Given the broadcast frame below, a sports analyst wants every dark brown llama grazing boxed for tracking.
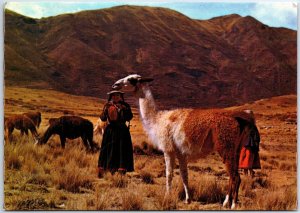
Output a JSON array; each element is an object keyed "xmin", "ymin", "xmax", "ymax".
[
  {"xmin": 38, "ymin": 116, "xmax": 98, "ymax": 152},
  {"xmin": 4, "ymin": 114, "xmax": 39, "ymax": 143},
  {"xmin": 23, "ymin": 111, "xmax": 42, "ymax": 128}
]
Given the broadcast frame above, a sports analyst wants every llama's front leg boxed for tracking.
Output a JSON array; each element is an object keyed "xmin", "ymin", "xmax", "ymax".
[
  {"xmin": 231, "ymin": 172, "xmax": 241, "ymax": 209},
  {"xmin": 60, "ymin": 136, "xmax": 66, "ymax": 148},
  {"xmin": 178, "ymin": 154, "xmax": 191, "ymax": 204},
  {"xmin": 164, "ymin": 152, "xmax": 175, "ymax": 194},
  {"xmin": 20, "ymin": 129, "xmax": 25, "ymax": 137}
]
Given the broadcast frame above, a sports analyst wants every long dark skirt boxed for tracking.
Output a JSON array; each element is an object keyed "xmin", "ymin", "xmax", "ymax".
[{"xmin": 98, "ymin": 123, "xmax": 134, "ymax": 172}]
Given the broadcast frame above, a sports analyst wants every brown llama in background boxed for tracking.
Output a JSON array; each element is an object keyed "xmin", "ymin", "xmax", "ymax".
[
  {"xmin": 4, "ymin": 114, "xmax": 39, "ymax": 143},
  {"xmin": 38, "ymin": 115, "xmax": 98, "ymax": 152}
]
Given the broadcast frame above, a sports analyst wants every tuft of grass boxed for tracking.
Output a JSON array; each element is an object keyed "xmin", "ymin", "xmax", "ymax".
[
  {"xmin": 53, "ymin": 159, "xmax": 94, "ymax": 193},
  {"xmin": 240, "ymin": 176, "xmax": 256, "ymax": 198},
  {"xmin": 110, "ymin": 173, "xmax": 128, "ymax": 188},
  {"xmin": 121, "ymin": 191, "xmax": 144, "ymax": 210},
  {"xmin": 251, "ymin": 177, "xmax": 271, "ymax": 189},
  {"xmin": 94, "ymin": 193, "xmax": 109, "ymax": 210},
  {"xmin": 140, "ymin": 171, "xmax": 154, "ymax": 184},
  {"xmin": 191, "ymin": 176, "xmax": 225, "ymax": 204},
  {"xmin": 155, "ymin": 192, "xmax": 178, "ymax": 210},
  {"xmin": 268, "ymin": 159, "xmax": 279, "ymax": 168},
  {"xmin": 156, "ymin": 192, "xmax": 178, "ymax": 210},
  {"xmin": 5, "ymin": 152, "xmax": 22, "ymax": 170},
  {"xmin": 254, "ymin": 186, "xmax": 297, "ymax": 210},
  {"xmin": 26, "ymin": 174, "xmax": 51, "ymax": 186},
  {"xmin": 16, "ymin": 198, "xmax": 49, "ymax": 210},
  {"xmin": 279, "ymin": 161, "xmax": 297, "ymax": 171},
  {"xmin": 4, "ymin": 143, "xmax": 23, "ymax": 170}
]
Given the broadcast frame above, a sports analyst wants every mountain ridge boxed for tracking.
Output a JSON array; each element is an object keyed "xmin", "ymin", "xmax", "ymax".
[{"xmin": 4, "ymin": 6, "xmax": 297, "ymax": 109}]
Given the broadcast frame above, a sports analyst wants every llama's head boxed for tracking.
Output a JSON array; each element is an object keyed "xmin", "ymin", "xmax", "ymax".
[{"xmin": 112, "ymin": 74, "xmax": 153, "ymax": 92}]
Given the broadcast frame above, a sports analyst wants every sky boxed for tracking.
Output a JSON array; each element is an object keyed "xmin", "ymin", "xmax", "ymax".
[{"xmin": 4, "ymin": 1, "xmax": 299, "ymax": 30}]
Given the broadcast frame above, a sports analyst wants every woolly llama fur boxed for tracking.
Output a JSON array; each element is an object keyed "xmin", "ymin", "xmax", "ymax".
[{"xmin": 112, "ymin": 74, "xmax": 255, "ymax": 209}]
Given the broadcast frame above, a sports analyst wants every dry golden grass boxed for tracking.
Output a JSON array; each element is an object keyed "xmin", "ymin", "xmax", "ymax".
[
  {"xmin": 93, "ymin": 187, "xmax": 112, "ymax": 210},
  {"xmin": 155, "ymin": 190, "xmax": 179, "ymax": 210},
  {"xmin": 139, "ymin": 170, "xmax": 155, "ymax": 184},
  {"xmin": 121, "ymin": 190, "xmax": 144, "ymax": 210},
  {"xmin": 189, "ymin": 176, "xmax": 225, "ymax": 204},
  {"xmin": 110, "ymin": 173, "xmax": 128, "ymax": 188},
  {"xmin": 4, "ymin": 87, "xmax": 297, "ymax": 210}
]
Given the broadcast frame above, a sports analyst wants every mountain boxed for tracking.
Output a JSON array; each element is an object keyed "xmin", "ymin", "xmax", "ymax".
[{"xmin": 4, "ymin": 6, "xmax": 297, "ymax": 109}]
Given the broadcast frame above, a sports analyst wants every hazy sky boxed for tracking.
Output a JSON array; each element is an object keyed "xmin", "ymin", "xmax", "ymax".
[{"xmin": 5, "ymin": 1, "xmax": 298, "ymax": 30}]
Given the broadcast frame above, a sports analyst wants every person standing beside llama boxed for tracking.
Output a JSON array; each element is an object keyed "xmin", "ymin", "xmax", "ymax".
[
  {"xmin": 97, "ymin": 90, "xmax": 134, "ymax": 177},
  {"xmin": 239, "ymin": 110, "xmax": 261, "ymax": 177}
]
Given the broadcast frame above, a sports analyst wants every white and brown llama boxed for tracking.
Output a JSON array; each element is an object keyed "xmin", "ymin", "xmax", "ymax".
[{"xmin": 112, "ymin": 74, "xmax": 255, "ymax": 209}]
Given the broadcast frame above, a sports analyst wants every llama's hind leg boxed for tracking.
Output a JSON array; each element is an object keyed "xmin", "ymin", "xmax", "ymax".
[
  {"xmin": 223, "ymin": 160, "xmax": 240, "ymax": 209},
  {"xmin": 232, "ymin": 173, "xmax": 241, "ymax": 209},
  {"xmin": 20, "ymin": 128, "xmax": 26, "ymax": 137},
  {"xmin": 223, "ymin": 161, "xmax": 234, "ymax": 208},
  {"xmin": 6, "ymin": 127, "xmax": 14, "ymax": 143},
  {"xmin": 81, "ymin": 135, "xmax": 91, "ymax": 151},
  {"xmin": 87, "ymin": 131, "xmax": 98, "ymax": 152},
  {"xmin": 164, "ymin": 152, "xmax": 175, "ymax": 194},
  {"xmin": 8, "ymin": 127, "xmax": 14, "ymax": 142},
  {"xmin": 177, "ymin": 153, "xmax": 191, "ymax": 204},
  {"xmin": 24, "ymin": 129, "xmax": 29, "ymax": 136}
]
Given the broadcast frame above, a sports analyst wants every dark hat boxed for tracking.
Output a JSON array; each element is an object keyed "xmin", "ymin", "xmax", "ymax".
[{"xmin": 107, "ymin": 90, "xmax": 125, "ymax": 95}]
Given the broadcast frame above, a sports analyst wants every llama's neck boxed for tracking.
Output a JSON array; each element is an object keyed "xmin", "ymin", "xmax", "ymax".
[
  {"xmin": 137, "ymin": 85, "xmax": 157, "ymax": 128},
  {"xmin": 39, "ymin": 126, "xmax": 55, "ymax": 144}
]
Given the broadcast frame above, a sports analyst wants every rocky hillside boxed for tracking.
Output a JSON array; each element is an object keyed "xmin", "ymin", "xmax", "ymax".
[{"xmin": 4, "ymin": 6, "xmax": 297, "ymax": 108}]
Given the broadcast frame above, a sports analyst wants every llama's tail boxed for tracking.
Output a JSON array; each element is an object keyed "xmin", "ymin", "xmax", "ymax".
[{"xmin": 234, "ymin": 116, "xmax": 254, "ymax": 135}]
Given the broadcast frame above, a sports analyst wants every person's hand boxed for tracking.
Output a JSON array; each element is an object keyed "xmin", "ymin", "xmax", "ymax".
[{"xmin": 108, "ymin": 105, "xmax": 118, "ymax": 121}]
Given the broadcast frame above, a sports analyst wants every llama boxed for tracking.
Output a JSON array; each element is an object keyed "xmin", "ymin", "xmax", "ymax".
[
  {"xmin": 93, "ymin": 118, "xmax": 108, "ymax": 135},
  {"xmin": 38, "ymin": 116, "xmax": 98, "ymax": 152},
  {"xmin": 23, "ymin": 111, "xmax": 42, "ymax": 128},
  {"xmin": 112, "ymin": 74, "xmax": 255, "ymax": 209},
  {"xmin": 4, "ymin": 114, "xmax": 39, "ymax": 143}
]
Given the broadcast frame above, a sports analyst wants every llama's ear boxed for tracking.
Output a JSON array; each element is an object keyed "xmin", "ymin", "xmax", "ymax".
[{"xmin": 138, "ymin": 78, "xmax": 154, "ymax": 83}]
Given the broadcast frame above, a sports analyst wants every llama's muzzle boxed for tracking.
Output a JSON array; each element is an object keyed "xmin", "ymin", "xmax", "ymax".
[{"xmin": 112, "ymin": 83, "xmax": 121, "ymax": 90}]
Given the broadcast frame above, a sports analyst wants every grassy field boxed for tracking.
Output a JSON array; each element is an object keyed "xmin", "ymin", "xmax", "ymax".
[{"xmin": 3, "ymin": 86, "xmax": 297, "ymax": 210}]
